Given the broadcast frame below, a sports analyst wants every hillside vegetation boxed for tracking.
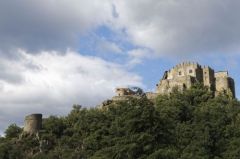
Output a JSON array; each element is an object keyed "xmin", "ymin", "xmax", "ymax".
[{"xmin": 1, "ymin": 84, "xmax": 240, "ymax": 159}]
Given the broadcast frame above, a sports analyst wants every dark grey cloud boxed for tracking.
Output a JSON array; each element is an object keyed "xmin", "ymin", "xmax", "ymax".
[
  {"xmin": 1, "ymin": 0, "xmax": 240, "ymax": 57},
  {"xmin": 0, "ymin": 0, "xmax": 113, "ymax": 54}
]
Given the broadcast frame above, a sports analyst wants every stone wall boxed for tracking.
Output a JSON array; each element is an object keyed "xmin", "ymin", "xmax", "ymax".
[
  {"xmin": 145, "ymin": 92, "xmax": 158, "ymax": 100},
  {"xmin": 112, "ymin": 95, "xmax": 141, "ymax": 101},
  {"xmin": 215, "ymin": 72, "xmax": 235, "ymax": 98},
  {"xmin": 215, "ymin": 71, "xmax": 229, "ymax": 92},
  {"xmin": 166, "ymin": 62, "xmax": 202, "ymax": 81},
  {"xmin": 115, "ymin": 88, "xmax": 135, "ymax": 96},
  {"xmin": 157, "ymin": 76, "xmax": 196, "ymax": 94},
  {"xmin": 228, "ymin": 77, "xmax": 235, "ymax": 98},
  {"xmin": 203, "ymin": 66, "xmax": 215, "ymax": 90}
]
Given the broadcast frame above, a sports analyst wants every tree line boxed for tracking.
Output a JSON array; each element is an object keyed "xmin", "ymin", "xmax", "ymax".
[{"xmin": 1, "ymin": 84, "xmax": 240, "ymax": 159}]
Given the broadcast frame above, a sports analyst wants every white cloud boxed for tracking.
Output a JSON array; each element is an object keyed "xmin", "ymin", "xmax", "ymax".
[
  {"xmin": 1, "ymin": 0, "xmax": 240, "ymax": 135},
  {"xmin": 128, "ymin": 48, "xmax": 150, "ymax": 59},
  {"xmin": 1, "ymin": 0, "xmax": 240, "ymax": 58},
  {"xmin": 113, "ymin": 0, "xmax": 240, "ymax": 56},
  {"xmin": 96, "ymin": 38, "xmax": 123, "ymax": 54},
  {"xmin": 127, "ymin": 48, "xmax": 152, "ymax": 66},
  {"xmin": 0, "ymin": 50, "xmax": 142, "ymax": 134}
]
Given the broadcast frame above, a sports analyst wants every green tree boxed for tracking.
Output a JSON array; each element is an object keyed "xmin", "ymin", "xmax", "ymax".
[
  {"xmin": 4, "ymin": 124, "xmax": 22, "ymax": 139},
  {"xmin": 0, "ymin": 84, "xmax": 240, "ymax": 158}
]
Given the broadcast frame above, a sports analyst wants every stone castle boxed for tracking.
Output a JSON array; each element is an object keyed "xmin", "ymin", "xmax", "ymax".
[
  {"xmin": 23, "ymin": 62, "xmax": 236, "ymax": 131},
  {"xmin": 111, "ymin": 62, "xmax": 235, "ymax": 102},
  {"xmin": 156, "ymin": 62, "xmax": 235, "ymax": 97}
]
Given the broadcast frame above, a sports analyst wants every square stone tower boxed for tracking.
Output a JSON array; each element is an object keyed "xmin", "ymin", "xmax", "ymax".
[
  {"xmin": 202, "ymin": 66, "xmax": 215, "ymax": 91},
  {"xmin": 215, "ymin": 71, "xmax": 235, "ymax": 98}
]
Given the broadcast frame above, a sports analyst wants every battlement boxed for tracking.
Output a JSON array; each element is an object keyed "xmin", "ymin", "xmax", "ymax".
[
  {"xmin": 173, "ymin": 61, "xmax": 201, "ymax": 69},
  {"xmin": 164, "ymin": 61, "xmax": 203, "ymax": 81},
  {"xmin": 215, "ymin": 71, "xmax": 228, "ymax": 78}
]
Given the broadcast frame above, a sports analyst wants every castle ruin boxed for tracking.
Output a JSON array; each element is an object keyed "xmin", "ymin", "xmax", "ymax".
[
  {"xmin": 115, "ymin": 88, "xmax": 136, "ymax": 96},
  {"xmin": 23, "ymin": 114, "xmax": 42, "ymax": 134},
  {"xmin": 156, "ymin": 62, "xmax": 235, "ymax": 98},
  {"xmin": 113, "ymin": 62, "xmax": 235, "ymax": 101}
]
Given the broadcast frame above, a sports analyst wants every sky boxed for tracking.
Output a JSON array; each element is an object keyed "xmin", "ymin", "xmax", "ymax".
[{"xmin": 0, "ymin": 0, "xmax": 240, "ymax": 135}]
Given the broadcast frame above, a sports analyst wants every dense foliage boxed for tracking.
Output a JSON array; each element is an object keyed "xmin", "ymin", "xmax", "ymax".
[{"xmin": 1, "ymin": 84, "xmax": 240, "ymax": 159}]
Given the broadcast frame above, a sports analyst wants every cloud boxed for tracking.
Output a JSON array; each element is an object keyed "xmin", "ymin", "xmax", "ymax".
[
  {"xmin": 127, "ymin": 48, "xmax": 152, "ymax": 66},
  {"xmin": 113, "ymin": 0, "xmax": 240, "ymax": 57},
  {"xmin": 0, "ymin": 50, "xmax": 142, "ymax": 134},
  {"xmin": 1, "ymin": 0, "xmax": 240, "ymax": 58},
  {"xmin": 1, "ymin": 0, "xmax": 240, "ymax": 135},
  {"xmin": 96, "ymin": 38, "xmax": 123, "ymax": 54},
  {"xmin": 0, "ymin": 0, "xmax": 113, "ymax": 54}
]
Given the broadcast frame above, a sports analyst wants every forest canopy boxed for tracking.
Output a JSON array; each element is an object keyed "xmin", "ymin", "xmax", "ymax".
[{"xmin": 1, "ymin": 84, "xmax": 240, "ymax": 159}]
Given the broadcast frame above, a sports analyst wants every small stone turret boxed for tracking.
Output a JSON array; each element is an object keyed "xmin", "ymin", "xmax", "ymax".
[
  {"xmin": 112, "ymin": 87, "xmax": 144, "ymax": 101},
  {"xmin": 23, "ymin": 114, "xmax": 42, "ymax": 134},
  {"xmin": 115, "ymin": 88, "xmax": 135, "ymax": 96}
]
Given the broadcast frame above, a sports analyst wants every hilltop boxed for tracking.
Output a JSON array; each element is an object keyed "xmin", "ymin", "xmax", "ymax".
[{"xmin": 0, "ymin": 84, "xmax": 240, "ymax": 159}]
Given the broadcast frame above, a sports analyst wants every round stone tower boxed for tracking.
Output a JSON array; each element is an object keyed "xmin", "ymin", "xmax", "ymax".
[{"xmin": 23, "ymin": 114, "xmax": 42, "ymax": 134}]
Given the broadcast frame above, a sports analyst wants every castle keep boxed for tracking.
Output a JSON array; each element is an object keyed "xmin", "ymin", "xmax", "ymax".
[
  {"xmin": 111, "ymin": 62, "xmax": 235, "ymax": 102},
  {"xmin": 156, "ymin": 62, "xmax": 235, "ymax": 97}
]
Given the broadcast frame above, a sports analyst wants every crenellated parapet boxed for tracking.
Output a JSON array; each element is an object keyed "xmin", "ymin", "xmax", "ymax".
[
  {"xmin": 173, "ymin": 61, "xmax": 200, "ymax": 69},
  {"xmin": 163, "ymin": 62, "xmax": 203, "ymax": 81}
]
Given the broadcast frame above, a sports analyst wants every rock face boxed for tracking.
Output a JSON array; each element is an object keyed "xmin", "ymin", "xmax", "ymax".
[
  {"xmin": 23, "ymin": 114, "xmax": 42, "ymax": 134},
  {"xmin": 156, "ymin": 62, "xmax": 235, "ymax": 98}
]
